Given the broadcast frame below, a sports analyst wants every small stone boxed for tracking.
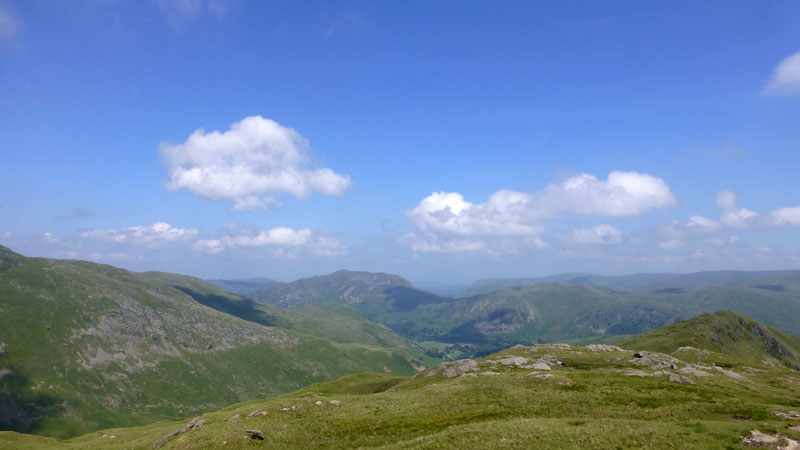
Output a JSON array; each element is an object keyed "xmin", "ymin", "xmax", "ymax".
[
  {"xmin": 247, "ymin": 409, "xmax": 269, "ymax": 417},
  {"xmin": 226, "ymin": 414, "xmax": 240, "ymax": 422},
  {"xmin": 315, "ymin": 400, "xmax": 323, "ymax": 405},
  {"xmin": 245, "ymin": 430, "xmax": 264, "ymax": 440},
  {"xmin": 329, "ymin": 400, "xmax": 341, "ymax": 406}
]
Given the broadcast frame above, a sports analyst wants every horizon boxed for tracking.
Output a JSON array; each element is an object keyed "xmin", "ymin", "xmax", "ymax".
[
  {"xmin": 4, "ymin": 243, "xmax": 800, "ymax": 288},
  {"xmin": 2, "ymin": 1, "xmax": 800, "ymax": 284}
]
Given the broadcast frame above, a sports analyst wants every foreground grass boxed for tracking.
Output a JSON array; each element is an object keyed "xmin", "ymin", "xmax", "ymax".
[{"xmin": 3, "ymin": 343, "xmax": 800, "ymax": 449}]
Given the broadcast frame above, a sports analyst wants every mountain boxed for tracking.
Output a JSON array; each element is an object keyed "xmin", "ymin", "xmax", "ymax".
[
  {"xmin": 620, "ymin": 310, "xmax": 800, "ymax": 370},
  {"xmin": 455, "ymin": 270, "xmax": 800, "ymax": 297},
  {"xmin": 0, "ymin": 247, "xmax": 424, "ymax": 439},
  {"xmin": 249, "ymin": 270, "xmax": 417, "ymax": 307},
  {"xmin": 205, "ymin": 278, "xmax": 276, "ymax": 297},
  {"xmin": 7, "ymin": 312, "xmax": 800, "ymax": 449}
]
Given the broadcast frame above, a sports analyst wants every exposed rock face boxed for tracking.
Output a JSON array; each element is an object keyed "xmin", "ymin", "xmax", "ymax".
[
  {"xmin": 677, "ymin": 365, "xmax": 713, "ymax": 377},
  {"xmin": 424, "ymin": 359, "xmax": 479, "ymax": 378},
  {"xmin": 741, "ymin": 430, "xmax": 800, "ymax": 449},
  {"xmin": 713, "ymin": 366, "xmax": 748, "ymax": 382},
  {"xmin": 495, "ymin": 356, "xmax": 532, "ymax": 366},
  {"xmin": 247, "ymin": 409, "xmax": 268, "ymax": 417},
  {"xmin": 226, "ymin": 414, "xmax": 240, "ymax": 422},
  {"xmin": 585, "ymin": 344, "xmax": 624, "ymax": 352},
  {"xmin": 628, "ymin": 352, "xmax": 681, "ymax": 370},
  {"xmin": 153, "ymin": 417, "xmax": 206, "ymax": 449}
]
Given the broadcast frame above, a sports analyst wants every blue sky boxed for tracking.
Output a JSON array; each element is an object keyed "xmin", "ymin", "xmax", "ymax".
[{"xmin": 2, "ymin": 0, "xmax": 800, "ymax": 284}]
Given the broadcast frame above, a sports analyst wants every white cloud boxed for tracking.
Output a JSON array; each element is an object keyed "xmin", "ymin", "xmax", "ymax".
[
  {"xmin": 0, "ymin": 3, "xmax": 19, "ymax": 41},
  {"xmin": 686, "ymin": 215, "xmax": 722, "ymax": 233},
  {"xmin": 715, "ymin": 190, "xmax": 738, "ymax": 210},
  {"xmin": 193, "ymin": 239, "xmax": 225, "ymax": 254},
  {"xmin": 2, "ymin": 231, "xmax": 12, "ymax": 239},
  {"xmin": 194, "ymin": 226, "xmax": 346, "ymax": 257},
  {"xmin": 403, "ymin": 171, "xmax": 674, "ymax": 253},
  {"xmin": 768, "ymin": 206, "xmax": 800, "ymax": 226},
  {"xmin": 763, "ymin": 51, "xmax": 800, "ymax": 96},
  {"xmin": 565, "ymin": 224, "xmax": 622, "ymax": 245},
  {"xmin": 720, "ymin": 208, "xmax": 759, "ymax": 228},
  {"xmin": 715, "ymin": 190, "xmax": 759, "ymax": 228},
  {"xmin": 659, "ymin": 239, "xmax": 685, "ymax": 250},
  {"xmin": 160, "ymin": 116, "xmax": 351, "ymax": 211},
  {"xmin": 222, "ymin": 226, "xmax": 312, "ymax": 247},
  {"xmin": 81, "ymin": 222, "xmax": 197, "ymax": 247}
]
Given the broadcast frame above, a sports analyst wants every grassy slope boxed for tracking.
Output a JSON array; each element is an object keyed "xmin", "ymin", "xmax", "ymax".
[
  {"xmin": 5, "ymin": 335, "xmax": 800, "ymax": 449},
  {"xmin": 620, "ymin": 311, "xmax": 800, "ymax": 369},
  {"xmin": 0, "ymin": 248, "xmax": 423, "ymax": 439}
]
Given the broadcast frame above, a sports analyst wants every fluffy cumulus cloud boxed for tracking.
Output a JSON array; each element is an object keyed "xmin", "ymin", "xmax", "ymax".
[
  {"xmin": 565, "ymin": 224, "xmax": 622, "ymax": 245},
  {"xmin": 763, "ymin": 51, "xmax": 800, "ymax": 96},
  {"xmin": 715, "ymin": 190, "xmax": 759, "ymax": 228},
  {"xmin": 686, "ymin": 215, "xmax": 722, "ymax": 233},
  {"xmin": 769, "ymin": 207, "xmax": 800, "ymax": 227},
  {"xmin": 403, "ymin": 171, "xmax": 675, "ymax": 253},
  {"xmin": 81, "ymin": 222, "xmax": 197, "ymax": 247},
  {"xmin": 193, "ymin": 226, "xmax": 346, "ymax": 257},
  {"xmin": 161, "ymin": 116, "xmax": 351, "ymax": 211}
]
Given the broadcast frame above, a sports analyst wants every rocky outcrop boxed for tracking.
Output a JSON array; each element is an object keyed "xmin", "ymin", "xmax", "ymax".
[
  {"xmin": 424, "ymin": 359, "xmax": 479, "ymax": 378},
  {"xmin": 153, "ymin": 417, "xmax": 205, "ymax": 449}
]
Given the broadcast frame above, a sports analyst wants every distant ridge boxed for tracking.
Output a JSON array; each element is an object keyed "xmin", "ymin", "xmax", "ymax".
[{"xmin": 455, "ymin": 270, "xmax": 800, "ymax": 297}]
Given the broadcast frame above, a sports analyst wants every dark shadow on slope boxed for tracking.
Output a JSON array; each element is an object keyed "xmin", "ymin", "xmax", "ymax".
[
  {"xmin": 0, "ymin": 363, "xmax": 64, "ymax": 434},
  {"xmin": 752, "ymin": 284, "xmax": 786, "ymax": 292},
  {"xmin": 383, "ymin": 286, "xmax": 450, "ymax": 312},
  {"xmin": 172, "ymin": 286, "xmax": 284, "ymax": 328},
  {"xmin": 652, "ymin": 288, "xmax": 685, "ymax": 294}
]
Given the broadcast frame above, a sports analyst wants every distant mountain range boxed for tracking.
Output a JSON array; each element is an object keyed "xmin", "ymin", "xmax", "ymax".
[
  {"xmin": 453, "ymin": 270, "xmax": 800, "ymax": 297},
  {"xmin": 224, "ymin": 268, "xmax": 800, "ymax": 357}
]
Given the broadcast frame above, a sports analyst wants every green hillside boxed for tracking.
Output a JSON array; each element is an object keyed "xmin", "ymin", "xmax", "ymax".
[
  {"xmin": 5, "ymin": 313, "xmax": 800, "ymax": 449},
  {"xmin": 249, "ymin": 270, "xmax": 415, "ymax": 307},
  {"xmin": 0, "ymin": 247, "xmax": 423, "ymax": 439},
  {"xmin": 621, "ymin": 311, "xmax": 800, "ymax": 370}
]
